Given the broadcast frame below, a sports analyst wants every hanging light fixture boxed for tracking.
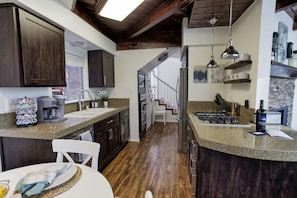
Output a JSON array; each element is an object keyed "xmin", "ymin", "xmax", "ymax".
[
  {"xmin": 207, "ymin": 16, "xmax": 218, "ymax": 68},
  {"xmin": 221, "ymin": 0, "xmax": 239, "ymax": 59}
]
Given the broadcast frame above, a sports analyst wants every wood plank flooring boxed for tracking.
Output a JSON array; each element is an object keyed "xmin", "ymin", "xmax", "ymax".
[{"xmin": 102, "ymin": 123, "xmax": 192, "ymax": 198}]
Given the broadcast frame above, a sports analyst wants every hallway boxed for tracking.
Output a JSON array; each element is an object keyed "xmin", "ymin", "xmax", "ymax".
[{"xmin": 102, "ymin": 123, "xmax": 192, "ymax": 198}]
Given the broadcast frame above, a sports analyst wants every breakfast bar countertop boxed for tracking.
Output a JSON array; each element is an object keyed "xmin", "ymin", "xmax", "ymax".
[
  {"xmin": 187, "ymin": 110, "xmax": 297, "ymax": 162},
  {"xmin": 0, "ymin": 106, "xmax": 129, "ymax": 140}
]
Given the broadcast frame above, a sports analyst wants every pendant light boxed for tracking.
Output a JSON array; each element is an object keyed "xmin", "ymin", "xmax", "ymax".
[
  {"xmin": 207, "ymin": 16, "xmax": 218, "ymax": 68},
  {"xmin": 221, "ymin": 0, "xmax": 239, "ymax": 59}
]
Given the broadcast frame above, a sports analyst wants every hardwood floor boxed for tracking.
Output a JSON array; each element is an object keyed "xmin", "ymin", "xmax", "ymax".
[{"xmin": 102, "ymin": 123, "xmax": 192, "ymax": 198}]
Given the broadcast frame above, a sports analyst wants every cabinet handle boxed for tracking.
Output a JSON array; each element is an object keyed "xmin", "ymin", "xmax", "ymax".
[
  {"xmin": 108, "ymin": 128, "xmax": 113, "ymax": 140},
  {"xmin": 104, "ymin": 75, "xmax": 106, "ymax": 85},
  {"xmin": 107, "ymin": 120, "xmax": 114, "ymax": 124}
]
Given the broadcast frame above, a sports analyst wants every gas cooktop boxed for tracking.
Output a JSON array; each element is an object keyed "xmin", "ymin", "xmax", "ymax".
[{"xmin": 194, "ymin": 112, "xmax": 250, "ymax": 127}]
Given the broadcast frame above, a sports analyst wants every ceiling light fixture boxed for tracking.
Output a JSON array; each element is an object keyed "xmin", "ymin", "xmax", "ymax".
[
  {"xmin": 221, "ymin": 0, "xmax": 239, "ymax": 60},
  {"xmin": 207, "ymin": 16, "xmax": 218, "ymax": 68},
  {"xmin": 99, "ymin": 0, "xmax": 144, "ymax": 22}
]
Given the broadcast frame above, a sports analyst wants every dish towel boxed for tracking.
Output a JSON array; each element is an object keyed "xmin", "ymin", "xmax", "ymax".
[
  {"xmin": 10, "ymin": 163, "xmax": 72, "ymax": 198},
  {"xmin": 79, "ymin": 130, "xmax": 93, "ymax": 162}
]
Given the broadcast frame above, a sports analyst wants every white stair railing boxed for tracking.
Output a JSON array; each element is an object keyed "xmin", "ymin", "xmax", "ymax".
[{"xmin": 150, "ymin": 70, "xmax": 178, "ymax": 110}]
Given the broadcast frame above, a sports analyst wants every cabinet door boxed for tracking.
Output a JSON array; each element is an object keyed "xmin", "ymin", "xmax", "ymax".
[
  {"xmin": 108, "ymin": 124, "xmax": 121, "ymax": 155},
  {"xmin": 18, "ymin": 9, "xmax": 66, "ymax": 86},
  {"xmin": 102, "ymin": 52, "xmax": 115, "ymax": 87},
  {"xmin": 88, "ymin": 50, "xmax": 114, "ymax": 87},
  {"xmin": 95, "ymin": 129, "xmax": 109, "ymax": 170}
]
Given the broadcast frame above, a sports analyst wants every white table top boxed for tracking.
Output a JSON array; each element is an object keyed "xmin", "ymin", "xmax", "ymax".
[{"xmin": 0, "ymin": 163, "xmax": 114, "ymax": 198}]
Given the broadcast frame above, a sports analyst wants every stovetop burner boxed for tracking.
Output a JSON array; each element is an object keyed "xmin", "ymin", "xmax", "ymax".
[{"xmin": 195, "ymin": 111, "xmax": 239, "ymax": 124}]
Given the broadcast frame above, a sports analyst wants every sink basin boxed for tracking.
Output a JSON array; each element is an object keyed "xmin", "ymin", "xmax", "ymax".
[{"xmin": 65, "ymin": 108, "xmax": 115, "ymax": 118}]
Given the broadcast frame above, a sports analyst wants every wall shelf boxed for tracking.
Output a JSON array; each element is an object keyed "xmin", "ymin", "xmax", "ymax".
[
  {"xmin": 270, "ymin": 61, "xmax": 297, "ymax": 79},
  {"xmin": 224, "ymin": 79, "xmax": 251, "ymax": 84},
  {"xmin": 224, "ymin": 60, "xmax": 252, "ymax": 70}
]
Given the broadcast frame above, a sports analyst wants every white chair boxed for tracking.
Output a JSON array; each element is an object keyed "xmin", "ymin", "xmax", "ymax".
[
  {"xmin": 145, "ymin": 190, "xmax": 153, "ymax": 198},
  {"xmin": 153, "ymin": 109, "xmax": 166, "ymax": 125},
  {"xmin": 52, "ymin": 139, "xmax": 100, "ymax": 170}
]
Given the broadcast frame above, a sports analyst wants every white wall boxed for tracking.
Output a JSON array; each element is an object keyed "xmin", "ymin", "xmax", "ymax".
[
  {"xmin": 183, "ymin": 18, "xmax": 229, "ymax": 101},
  {"xmin": 111, "ymin": 48, "xmax": 165, "ymax": 142},
  {"xmin": 157, "ymin": 57, "xmax": 181, "ymax": 89}
]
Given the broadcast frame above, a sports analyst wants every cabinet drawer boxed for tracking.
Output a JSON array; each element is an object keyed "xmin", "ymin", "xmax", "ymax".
[{"xmin": 95, "ymin": 114, "xmax": 119, "ymax": 130}]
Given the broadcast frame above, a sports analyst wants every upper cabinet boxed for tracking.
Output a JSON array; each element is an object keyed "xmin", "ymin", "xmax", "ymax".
[
  {"xmin": 88, "ymin": 50, "xmax": 115, "ymax": 87},
  {"xmin": 0, "ymin": 4, "xmax": 66, "ymax": 87}
]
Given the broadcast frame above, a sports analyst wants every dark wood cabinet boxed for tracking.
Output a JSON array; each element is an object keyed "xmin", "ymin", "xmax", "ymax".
[
  {"xmin": 0, "ymin": 137, "xmax": 56, "ymax": 171},
  {"xmin": 0, "ymin": 4, "xmax": 66, "ymax": 87},
  {"xmin": 120, "ymin": 109, "xmax": 129, "ymax": 147},
  {"xmin": 94, "ymin": 113, "xmax": 120, "ymax": 170},
  {"xmin": 88, "ymin": 50, "xmax": 115, "ymax": 87}
]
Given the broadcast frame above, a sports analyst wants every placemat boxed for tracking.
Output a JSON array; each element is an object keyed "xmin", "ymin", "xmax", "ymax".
[{"xmin": 29, "ymin": 166, "xmax": 82, "ymax": 198}]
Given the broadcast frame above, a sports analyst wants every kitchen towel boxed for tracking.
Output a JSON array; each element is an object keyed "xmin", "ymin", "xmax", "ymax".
[
  {"xmin": 78, "ymin": 130, "xmax": 93, "ymax": 162},
  {"xmin": 10, "ymin": 163, "xmax": 72, "ymax": 198}
]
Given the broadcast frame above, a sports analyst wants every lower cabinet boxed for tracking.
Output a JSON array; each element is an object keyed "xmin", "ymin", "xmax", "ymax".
[
  {"xmin": 187, "ymin": 124, "xmax": 199, "ymax": 198},
  {"xmin": 94, "ymin": 113, "xmax": 121, "ymax": 171},
  {"xmin": 120, "ymin": 109, "xmax": 129, "ymax": 147}
]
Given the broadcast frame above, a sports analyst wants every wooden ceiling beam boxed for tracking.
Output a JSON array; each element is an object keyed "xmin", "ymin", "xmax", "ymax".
[
  {"xmin": 276, "ymin": 0, "xmax": 297, "ymax": 12},
  {"xmin": 123, "ymin": 0, "xmax": 192, "ymax": 40}
]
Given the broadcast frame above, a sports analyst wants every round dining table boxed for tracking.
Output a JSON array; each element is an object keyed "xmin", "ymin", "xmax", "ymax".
[{"xmin": 0, "ymin": 162, "xmax": 114, "ymax": 198}]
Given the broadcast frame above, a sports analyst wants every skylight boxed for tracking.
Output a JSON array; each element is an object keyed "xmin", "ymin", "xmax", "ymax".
[{"xmin": 99, "ymin": 0, "xmax": 144, "ymax": 21}]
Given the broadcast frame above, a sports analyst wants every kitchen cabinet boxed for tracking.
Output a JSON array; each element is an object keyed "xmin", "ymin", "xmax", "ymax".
[
  {"xmin": 0, "ymin": 4, "xmax": 66, "ymax": 87},
  {"xmin": 94, "ymin": 113, "xmax": 120, "ymax": 170},
  {"xmin": 187, "ymin": 124, "xmax": 199, "ymax": 198},
  {"xmin": 224, "ymin": 60, "xmax": 252, "ymax": 84},
  {"xmin": 0, "ymin": 137, "xmax": 55, "ymax": 171},
  {"xmin": 88, "ymin": 50, "xmax": 115, "ymax": 87},
  {"xmin": 120, "ymin": 109, "xmax": 129, "ymax": 147}
]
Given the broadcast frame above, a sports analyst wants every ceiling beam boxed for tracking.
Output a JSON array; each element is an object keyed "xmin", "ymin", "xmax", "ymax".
[
  {"xmin": 276, "ymin": 0, "xmax": 297, "ymax": 12},
  {"xmin": 123, "ymin": 0, "xmax": 192, "ymax": 40}
]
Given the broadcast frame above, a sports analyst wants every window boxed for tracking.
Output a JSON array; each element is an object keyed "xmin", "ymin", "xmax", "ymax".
[{"xmin": 52, "ymin": 65, "xmax": 83, "ymax": 101}]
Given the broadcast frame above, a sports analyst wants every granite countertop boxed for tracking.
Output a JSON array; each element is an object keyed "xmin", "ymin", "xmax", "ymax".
[
  {"xmin": 188, "ymin": 110, "xmax": 297, "ymax": 162},
  {"xmin": 0, "ymin": 106, "xmax": 129, "ymax": 140}
]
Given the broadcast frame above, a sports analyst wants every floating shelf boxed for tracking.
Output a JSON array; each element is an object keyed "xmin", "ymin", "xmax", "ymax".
[
  {"xmin": 224, "ymin": 79, "xmax": 251, "ymax": 84},
  {"xmin": 224, "ymin": 60, "xmax": 252, "ymax": 70},
  {"xmin": 270, "ymin": 61, "xmax": 297, "ymax": 79}
]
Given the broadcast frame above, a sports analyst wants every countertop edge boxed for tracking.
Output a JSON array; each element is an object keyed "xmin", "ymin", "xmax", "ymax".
[
  {"xmin": 0, "ymin": 106, "xmax": 129, "ymax": 140},
  {"xmin": 187, "ymin": 110, "xmax": 297, "ymax": 162}
]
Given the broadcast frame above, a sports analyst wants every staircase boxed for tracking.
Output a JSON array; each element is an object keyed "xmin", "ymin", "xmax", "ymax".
[{"xmin": 148, "ymin": 71, "xmax": 178, "ymax": 115}]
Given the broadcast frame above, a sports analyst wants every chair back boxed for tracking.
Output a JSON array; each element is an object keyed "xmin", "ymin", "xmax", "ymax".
[
  {"xmin": 52, "ymin": 139, "xmax": 100, "ymax": 170},
  {"xmin": 145, "ymin": 190, "xmax": 153, "ymax": 198}
]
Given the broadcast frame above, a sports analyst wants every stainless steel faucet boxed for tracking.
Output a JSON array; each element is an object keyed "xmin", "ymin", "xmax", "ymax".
[{"xmin": 78, "ymin": 89, "xmax": 94, "ymax": 111}]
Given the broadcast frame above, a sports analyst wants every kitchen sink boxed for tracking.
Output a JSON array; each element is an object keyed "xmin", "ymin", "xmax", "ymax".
[{"xmin": 65, "ymin": 108, "xmax": 115, "ymax": 118}]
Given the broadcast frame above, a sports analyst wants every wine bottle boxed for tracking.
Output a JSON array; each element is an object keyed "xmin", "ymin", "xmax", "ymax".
[{"xmin": 256, "ymin": 100, "xmax": 266, "ymax": 132}]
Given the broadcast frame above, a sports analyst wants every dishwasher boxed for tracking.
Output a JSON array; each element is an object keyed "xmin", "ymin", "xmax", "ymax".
[{"xmin": 61, "ymin": 125, "xmax": 94, "ymax": 163}]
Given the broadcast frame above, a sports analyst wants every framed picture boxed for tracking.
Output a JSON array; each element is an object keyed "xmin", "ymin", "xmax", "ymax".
[
  {"xmin": 210, "ymin": 66, "xmax": 224, "ymax": 83},
  {"xmin": 277, "ymin": 21, "xmax": 288, "ymax": 63},
  {"xmin": 193, "ymin": 66, "xmax": 207, "ymax": 83}
]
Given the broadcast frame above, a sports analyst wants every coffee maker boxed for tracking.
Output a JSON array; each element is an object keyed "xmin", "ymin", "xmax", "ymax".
[{"xmin": 37, "ymin": 96, "xmax": 67, "ymax": 123}]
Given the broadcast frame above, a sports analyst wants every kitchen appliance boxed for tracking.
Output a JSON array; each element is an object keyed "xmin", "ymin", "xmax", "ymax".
[
  {"xmin": 15, "ymin": 97, "xmax": 38, "ymax": 127},
  {"xmin": 37, "ymin": 96, "xmax": 67, "ymax": 123},
  {"xmin": 177, "ymin": 67, "xmax": 188, "ymax": 152},
  {"xmin": 194, "ymin": 111, "xmax": 250, "ymax": 127}
]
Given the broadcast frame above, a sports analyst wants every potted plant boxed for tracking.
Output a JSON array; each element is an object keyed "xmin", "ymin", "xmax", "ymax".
[{"xmin": 101, "ymin": 95, "xmax": 109, "ymax": 108}]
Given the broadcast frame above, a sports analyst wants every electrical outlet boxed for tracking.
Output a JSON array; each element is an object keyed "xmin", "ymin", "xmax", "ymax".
[{"xmin": 8, "ymin": 99, "xmax": 16, "ymax": 111}]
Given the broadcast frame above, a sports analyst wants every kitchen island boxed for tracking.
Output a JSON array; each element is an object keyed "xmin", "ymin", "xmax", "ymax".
[
  {"xmin": 187, "ymin": 109, "xmax": 297, "ymax": 198},
  {"xmin": 0, "ymin": 104, "xmax": 129, "ymax": 171}
]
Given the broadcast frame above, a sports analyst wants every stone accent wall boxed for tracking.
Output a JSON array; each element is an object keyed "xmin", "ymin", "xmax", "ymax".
[{"xmin": 268, "ymin": 78, "xmax": 295, "ymax": 127}]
